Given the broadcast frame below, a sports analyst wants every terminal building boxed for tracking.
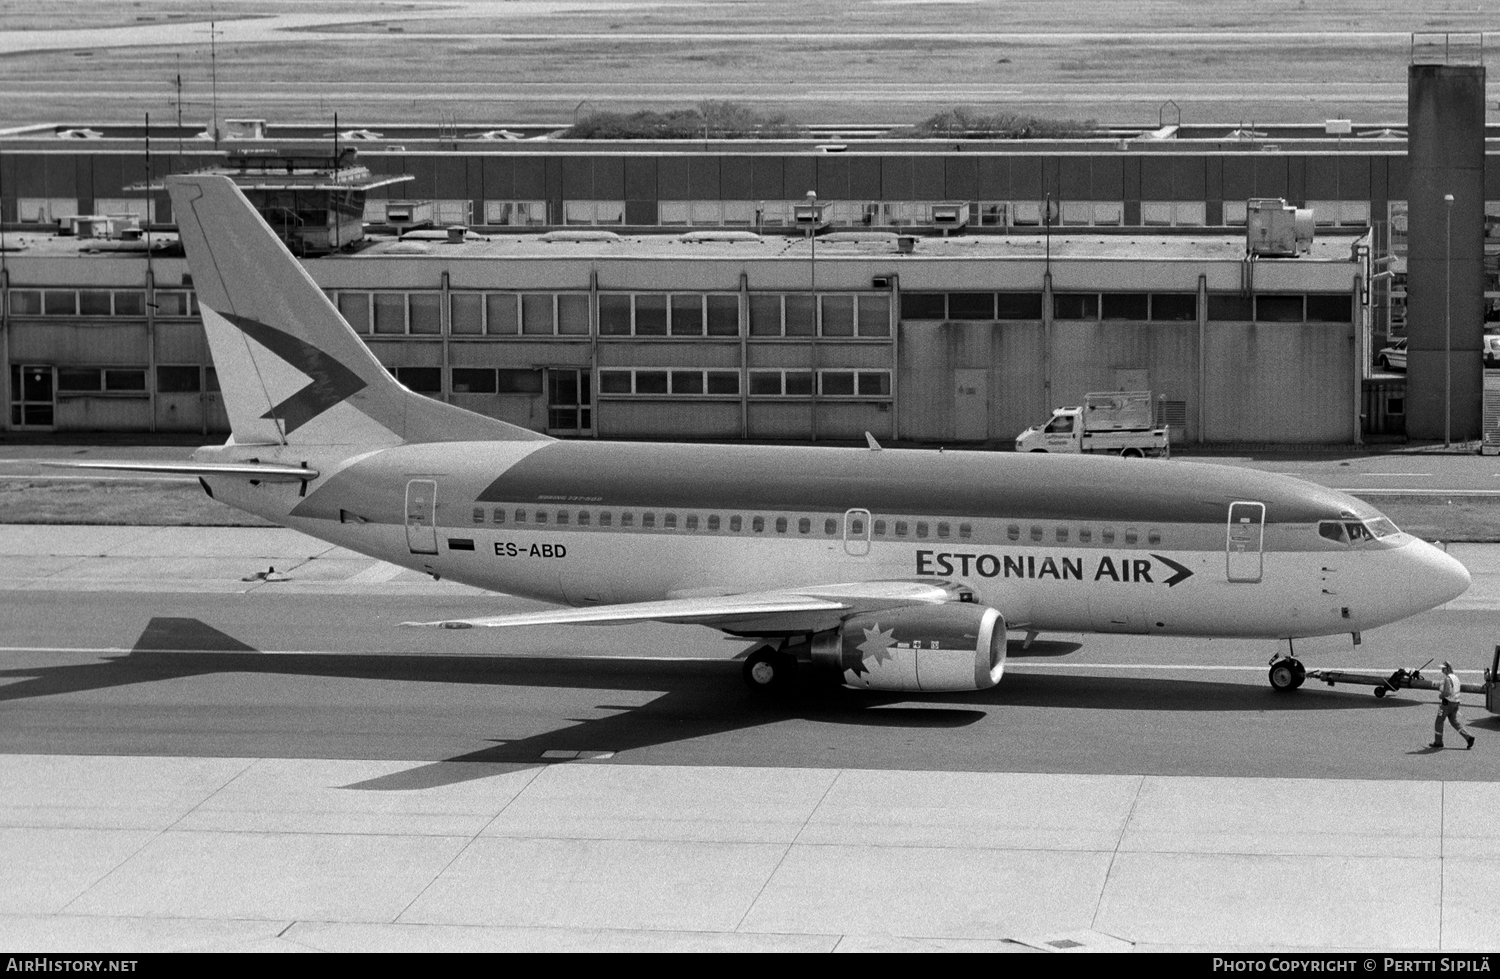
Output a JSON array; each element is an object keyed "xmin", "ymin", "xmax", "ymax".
[{"xmin": 2, "ymin": 64, "xmax": 1495, "ymax": 445}]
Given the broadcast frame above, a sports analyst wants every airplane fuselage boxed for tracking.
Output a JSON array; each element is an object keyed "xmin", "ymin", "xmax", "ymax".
[{"xmin": 200, "ymin": 440, "xmax": 1461, "ymax": 642}]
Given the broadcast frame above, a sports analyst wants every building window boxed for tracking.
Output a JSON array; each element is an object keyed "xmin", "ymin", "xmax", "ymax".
[
  {"xmin": 393, "ymin": 367, "xmax": 442, "ymax": 394},
  {"xmin": 899, "ymin": 293, "xmax": 948, "ymax": 320},
  {"xmin": 452, "ymin": 368, "xmax": 499, "ymax": 394},
  {"xmin": 1150, "ymin": 294, "xmax": 1198, "ymax": 321},
  {"xmin": 450, "ymin": 293, "xmax": 483, "ymax": 335},
  {"xmin": 1306, "ymin": 294, "xmax": 1353, "ymax": 323},
  {"xmin": 1256, "ymin": 295, "xmax": 1305, "ymax": 322},
  {"xmin": 156, "ymin": 365, "xmax": 201, "ymax": 393},
  {"xmin": 409, "ymin": 293, "xmax": 442, "ymax": 335},
  {"xmin": 1053, "ymin": 294, "xmax": 1099, "ymax": 320},
  {"xmin": 1207, "ymin": 295, "xmax": 1253, "ymax": 320},
  {"xmin": 484, "ymin": 200, "xmax": 547, "ymax": 226},
  {"xmin": 1101, "ymin": 293, "xmax": 1150, "ymax": 321}
]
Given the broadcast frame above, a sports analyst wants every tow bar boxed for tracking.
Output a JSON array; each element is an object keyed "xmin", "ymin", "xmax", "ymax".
[{"xmin": 1304, "ymin": 646, "xmax": 1500, "ymax": 710}]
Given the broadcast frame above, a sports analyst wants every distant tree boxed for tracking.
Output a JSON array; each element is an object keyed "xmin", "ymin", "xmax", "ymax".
[
  {"xmin": 897, "ymin": 108, "xmax": 1099, "ymax": 140},
  {"xmin": 562, "ymin": 102, "xmax": 801, "ymax": 139}
]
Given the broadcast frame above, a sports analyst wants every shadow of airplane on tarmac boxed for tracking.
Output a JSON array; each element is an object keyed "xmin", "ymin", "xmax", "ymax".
[{"xmin": 0, "ymin": 617, "xmax": 1431, "ymax": 790}]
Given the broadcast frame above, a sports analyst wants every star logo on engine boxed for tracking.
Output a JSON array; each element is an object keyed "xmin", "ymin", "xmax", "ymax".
[{"xmin": 857, "ymin": 624, "xmax": 898, "ymax": 669}]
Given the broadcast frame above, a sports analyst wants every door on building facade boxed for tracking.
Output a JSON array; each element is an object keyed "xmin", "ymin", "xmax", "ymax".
[
  {"xmin": 9, "ymin": 364, "xmax": 55, "ymax": 429},
  {"xmin": 154, "ymin": 365, "xmax": 206, "ymax": 433},
  {"xmin": 405, "ymin": 479, "xmax": 439, "ymax": 555},
  {"xmin": 1226, "ymin": 501, "xmax": 1266, "ymax": 583},
  {"xmin": 546, "ymin": 369, "xmax": 593, "ymax": 436},
  {"xmin": 204, "ymin": 367, "xmax": 230, "ymax": 434},
  {"xmin": 953, "ymin": 368, "xmax": 987, "ymax": 441}
]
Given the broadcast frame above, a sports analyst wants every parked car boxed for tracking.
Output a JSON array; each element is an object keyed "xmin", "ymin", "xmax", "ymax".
[
  {"xmin": 1376, "ymin": 337, "xmax": 1406, "ymax": 372},
  {"xmin": 1484, "ymin": 333, "xmax": 1500, "ymax": 369}
]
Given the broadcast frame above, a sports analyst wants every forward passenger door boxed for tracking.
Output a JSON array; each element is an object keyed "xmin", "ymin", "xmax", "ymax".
[{"xmin": 1226, "ymin": 501, "xmax": 1265, "ymax": 583}]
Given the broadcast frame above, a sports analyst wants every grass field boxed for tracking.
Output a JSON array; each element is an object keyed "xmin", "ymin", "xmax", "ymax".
[{"xmin": 0, "ymin": 1, "xmax": 1490, "ymax": 127}]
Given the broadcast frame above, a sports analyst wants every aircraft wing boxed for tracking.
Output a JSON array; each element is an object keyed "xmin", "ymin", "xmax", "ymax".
[
  {"xmin": 44, "ymin": 461, "xmax": 319, "ymax": 482},
  {"xmin": 402, "ymin": 579, "xmax": 971, "ymax": 631}
]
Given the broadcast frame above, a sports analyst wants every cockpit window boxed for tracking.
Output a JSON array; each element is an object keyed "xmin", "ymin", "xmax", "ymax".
[
  {"xmin": 1319, "ymin": 521, "xmax": 1348, "ymax": 544},
  {"xmin": 1321, "ymin": 518, "xmax": 1401, "ymax": 545}
]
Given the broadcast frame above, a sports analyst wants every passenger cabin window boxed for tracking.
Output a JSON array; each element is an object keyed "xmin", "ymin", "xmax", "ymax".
[
  {"xmin": 753, "ymin": 516, "xmax": 765, "ymax": 532},
  {"xmin": 1056, "ymin": 527, "xmax": 1068, "ymax": 543},
  {"xmin": 730, "ymin": 516, "xmax": 742, "ymax": 532},
  {"xmin": 1030, "ymin": 526, "xmax": 1044, "ymax": 542},
  {"xmin": 1007, "ymin": 525, "xmax": 1019, "ymax": 541},
  {"xmin": 799, "ymin": 518, "xmax": 811, "ymax": 534},
  {"xmin": 916, "ymin": 522, "xmax": 929, "ymax": 538},
  {"xmin": 1102, "ymin": 528, "xmax": 1115, "ymax": 544},
  {"xmin": 707, "ymin": 515, "xmax": 720, "ymax": 531},
  {"xmin": 1124, "ymin": 528, "xmax": 1138, "ymax": 545},
  {"xmin": 959, "ymin": 523, "xmax": 972, "ymax": 539},
  {"xmin": 664, "ymin": 513, "xmax": 677, "ymax": 530},
  {"xmin": 599, "ymin": 512, "xmax": 612, "ymax": 527},
  {"xmin": 556, "ymin": 512, "xmax": 569, "ymax": 526},
  {"xmin": 642, "ymin": 513, "xmax": 655, "ymax": 528},
  {"xmin": 776, "ymin": 517, "xmax": 788, "ymax": 533},
  {"xmin": 621, "ymin": 512, "xmax": 634, "ymax": 527},
  {"xmin": 852, "ymin": 518, "xmax": 866, "ymax": 535},
  {"xmin": 492, "ymin": 508, "xmax": 505, "ymax": 525},
  {"xmin": 895, "ymin": 521, "xmax": 908, "ymax": 536},
  {"xmin": 686, "ymin": 515, "xmax": 699, "ymax": 531},
  {"xmin": 1147, "ymin": 530, "xmax": 1161, "ymax": 545},
  {"xmin": 515, "ymin": 509, "xmax": 527, "ymax": 523},
  {"xmin": 578, "ymin": 511, "xmax": 590, "ymax": 527},
  {"xmin": 1079, "ymin": 527, "xmax": 1092, "ymax": 544},
  {"xmin": 937, "ymin": 522, "xmax": 949, "ymax": 538},
  {"xmin": 824, "ymin": 518, "xmax": 837, "ymax": 535},
  {"xmin": 535, "ymin": 511, "xmax": 548, "ymax": 525},
  {"xmin": 473, "ymin": 507, "xmax": 485, "ymax": 524},
  {"xmin": 874, "ymin": 520, "xmax": 887, "ymax": 536}
]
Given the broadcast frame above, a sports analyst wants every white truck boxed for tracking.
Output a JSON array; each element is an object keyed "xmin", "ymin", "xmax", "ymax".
[{"xmin": 1015, "ymin": 391, "xmax": 1171, "ymax": 458}]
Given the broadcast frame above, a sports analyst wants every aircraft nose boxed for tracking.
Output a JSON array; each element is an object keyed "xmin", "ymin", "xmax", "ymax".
[{"xmin": 1405, "ymin": 540, "xmax": 1471, "ymax": 611}]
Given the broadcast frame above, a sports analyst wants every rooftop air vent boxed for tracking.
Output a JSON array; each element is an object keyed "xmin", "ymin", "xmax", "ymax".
[{"xmin": 539, "ymin": 230, "xmax": 621, "ymax": 243}]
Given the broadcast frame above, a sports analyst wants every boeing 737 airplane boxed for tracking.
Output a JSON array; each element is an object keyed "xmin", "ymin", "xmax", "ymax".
[{"xmin": 66, "ymin": 175, "xmax": 1472, "ymax": 696}]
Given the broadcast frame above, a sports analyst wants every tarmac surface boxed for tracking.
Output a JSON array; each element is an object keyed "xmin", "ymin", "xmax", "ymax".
[{"xmin": 2, "ymin": 524, "xmax": 1499, "ymax": 952}]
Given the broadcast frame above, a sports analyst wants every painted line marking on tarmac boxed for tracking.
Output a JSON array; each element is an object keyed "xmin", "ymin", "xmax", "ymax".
[{"xmin": 1357, "ymin": 472, "xmax": 1431, "ymax": 477}]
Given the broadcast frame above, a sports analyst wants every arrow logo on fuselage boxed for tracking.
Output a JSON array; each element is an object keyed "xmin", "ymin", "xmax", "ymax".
[
  {"xmin": 217, "ymin": 311, "xmax": 367, "ymax": 435},
  {"xmin": 1151, "ymin": 553, "xmax": 1194, "ymax": 587}
]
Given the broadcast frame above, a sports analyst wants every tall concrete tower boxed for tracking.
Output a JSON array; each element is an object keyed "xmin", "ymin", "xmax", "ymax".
[{"xmin": 1405, "ymin": 35, "xmax": 1485, "ymax": 441}]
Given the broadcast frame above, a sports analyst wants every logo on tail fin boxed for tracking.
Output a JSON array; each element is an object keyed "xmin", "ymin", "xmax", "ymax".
[{"xmin": 219, "ymin": 311, "xmax": 367, "ymax": 435}]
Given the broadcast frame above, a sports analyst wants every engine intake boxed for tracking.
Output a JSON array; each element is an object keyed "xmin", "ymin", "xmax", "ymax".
[{"xmin": 811, "ymin": 604, "xmax": 1007, "ymax": 692}]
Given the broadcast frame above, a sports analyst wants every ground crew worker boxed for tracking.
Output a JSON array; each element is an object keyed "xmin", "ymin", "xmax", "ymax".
[{"xmin": 1431, "ymin": 661, "xmax": 1476, "ymax": 750}]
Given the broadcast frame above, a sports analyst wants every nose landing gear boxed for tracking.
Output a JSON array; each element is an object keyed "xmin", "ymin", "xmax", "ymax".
[{"xmin": 1269, "ymin": 654, "xmax": 1306, "ymax": 692}]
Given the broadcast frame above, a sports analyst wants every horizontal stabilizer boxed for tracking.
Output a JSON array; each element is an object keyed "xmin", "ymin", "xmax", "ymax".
[{"xmin": 46, "ymin": 460, "xmax": 319, "ymax": 482}]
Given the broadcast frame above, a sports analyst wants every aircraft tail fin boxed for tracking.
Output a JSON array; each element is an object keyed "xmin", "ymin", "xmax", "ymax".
[{"xmin": 165, "ymin": 174, "xmax": 550, "ymax": 447}]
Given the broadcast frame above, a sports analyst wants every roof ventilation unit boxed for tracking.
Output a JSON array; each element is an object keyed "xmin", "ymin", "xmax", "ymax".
[{"xmin": 1246, "ymin": 198, "xmax": 1314, "ymax": 257}]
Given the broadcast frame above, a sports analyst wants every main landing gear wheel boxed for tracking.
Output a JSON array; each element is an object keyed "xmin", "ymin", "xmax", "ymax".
[
  {"xmin": 1269, "ymin": 657, "xmax": 1306, "ymax": 692},
  {"xmin": 743, "ymin": 648, "xmax": 797, "ymax": 694}
]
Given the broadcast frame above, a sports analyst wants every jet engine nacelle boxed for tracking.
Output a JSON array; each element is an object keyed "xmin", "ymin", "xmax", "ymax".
[{"xmin": 812, "ymin": 604, "xmax": 1007, "ymax": 692}]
